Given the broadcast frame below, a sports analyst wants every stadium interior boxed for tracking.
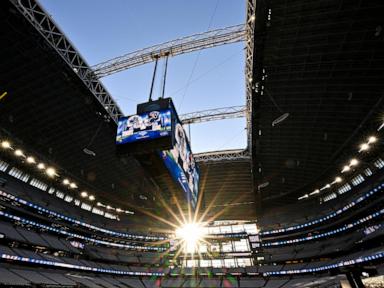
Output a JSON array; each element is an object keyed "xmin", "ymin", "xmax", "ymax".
[{"xmin": 0, "ymin": 0, "xmax": 384, "ymax": 287}]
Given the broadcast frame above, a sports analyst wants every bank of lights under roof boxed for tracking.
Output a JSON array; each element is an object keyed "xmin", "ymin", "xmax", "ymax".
[
  {"xmin": 0, "ymin": 138, "xmax": 134, "ymax": 215},
  {"xmin": 37, "ymin": 163, "xmax": 45, "ymax": 170},
  {"xmin": 95, "ymin": 202, "xmax": 133, "ymax": 214},
  {"xmin": 14, "ymin": 149, "xmax": 24, "ymax": 157},
  {"xmin": 299, "ymin": 135, "xmax": 378, "ymax": 200},
  {"xmin": 80, "ymin": 191, "xmax": 88, "ymax": 198},
  {"xmin": 359, "ymin": 136, "xmax": 377, "ymax": 152},
  {"xmin": 26, "ymin": 156, "xmax": 36, "ymax": 164},
  {"xmin": 69, "ymin": 182, "xmax": 78, "ymax": 189},
  {"xmin": 45, "ymin": 167, "xmax": 57, "ymax": 177},
  {"xmin": 1, "ymin": 141, "xmax": 11, "ymax": 149}
]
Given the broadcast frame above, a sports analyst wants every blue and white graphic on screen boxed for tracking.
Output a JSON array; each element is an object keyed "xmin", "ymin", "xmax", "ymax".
[
  {"xmin": 116, "ymin": 110, "xmax": 172, "ymax": 145},
  {"xmin": 160, "ymin": 122, "xmax": 199, "ymax": 209}
]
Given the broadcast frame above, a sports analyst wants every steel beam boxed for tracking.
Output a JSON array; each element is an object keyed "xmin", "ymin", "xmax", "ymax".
[
  {"xmin": 245, "ymin": 0, "xmax": 257, "ymax": 153},
  {"xmin": 180, "ymin": 106, "xmax": 246, "ymax": 125},
  {"xmin": 91, "ymin": 24, "xmax": 246, "ymax": 78},
  {"xmin": 10, "ymin": 0, "xmax": 123, "ymax": 123},
  {"xmin": 10, "ymin": 0, "xmax": 257, "ymax": 166},
  {"xmin": 194, "ymin": 149, "xmax": 250, "ymax": 163}
]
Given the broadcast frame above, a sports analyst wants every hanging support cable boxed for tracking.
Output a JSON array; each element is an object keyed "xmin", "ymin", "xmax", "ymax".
[
  {"xmin": 160, "ymin": 54, "xmax": 169, "ymax": 99},
  {"xmin": 148, "ymin": 56, "xmax": 159, "ymax": 102}
]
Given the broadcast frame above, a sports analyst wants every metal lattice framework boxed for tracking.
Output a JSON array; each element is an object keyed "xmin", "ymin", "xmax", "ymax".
[
  {"xmin": 194, "ymin": 0, "xmax": 256, "ymax": 162},
  {"xmin": 9, "ymin": 0, "xmax": 123, "ymax": 123},
  {"xmin": 194, "ymin": 149, "xmax": 250, "ymax": 162},
  {"xmin": 192, "ymin": 1, "xmax": 256, "ymax": 163},
  {"xmin": 10, "ymin": 0, "xmax": 256, "ymax": 163},
  {"xmin": 180, "ymin": 106, "xmax": 246, "ymax": 125},
  {"xmin": 245, "ymin": 0, "xmax": 256, "ymax": 154},
  {"xmin": 91, "ymin": 24, "xmax": 246, "ymax": 78},
  {"xmin": 195, "ymin": 0, "xmax": 256, "ymax": 163}
]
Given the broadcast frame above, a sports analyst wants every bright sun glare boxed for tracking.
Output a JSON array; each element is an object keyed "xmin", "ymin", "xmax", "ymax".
[{"xmin": 175, "ymin": 222, "xmax": 206, "ymax": 253}]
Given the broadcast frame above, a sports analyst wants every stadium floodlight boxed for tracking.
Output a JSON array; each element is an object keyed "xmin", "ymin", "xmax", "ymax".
[
  {"xmin": 360, "ymin": 143, "xmax": 369, "ymax": 151},
  {"xmin": 89, "ymin": 195, "xmax": 95, "ymax": 201},
  {"xmin": 14, "ymin": 149, "xmax": 24, "ymax": 157},
  {"xmin": 26, "ymin": 156, "xmax": 36, "ymax": 164},
  {"xmin": 321, "ymin": 184, "xmax": 331, "ymax": 190},
  {"xmin": 176, "ymin": 222, "xmax": 206, "ymax": 253},
  {"xmin": 46, "ymin": 167, "xmax": 56, "ymax": 177},
  {"xmin": 341, "ymin": 165, "xmax": 351, "ymax": 173},
  {"xmin": 298, "ymin": 194, "xmax": 309, "ymax": 200},
  {"xmin": 350, "ymin": 159, "xmax": 359, "ymax": 166},
  {"xmin": 80, "ymin": 191, "xmax": 88, "ymax": 198},
  {"xmin": 335, "ymin": 177, "xmax": 342, "ymax": 183},
  {"xmin": 62, "ymin": 179, "xmax": 70, "ymax": 185},
  {"xmin": 368, "ymin": 136, "xmax": 377, "ymax": 144},
  {"xmin": 37, "ymin": 163, "xmax": 45, "ymax": 170},
  {"xmin": 69, "ymin": 182, "xmax": 78, "ymax": 189},
  {"xmin": 309, "ymin": 189, "xmax": 320, "ymax": 196},
  {"xmin": 1, "ymin": 141, "xmax": 11, "ymax": 149}
]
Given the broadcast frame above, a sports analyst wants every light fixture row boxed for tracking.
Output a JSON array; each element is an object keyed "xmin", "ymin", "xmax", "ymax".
[
  {"xmin": 0, "ymin": 139, "xmax": 131, "ymax": 214},
  {"xmin": 341, "ymin": 158, "xmax": 359, "ymax": 173},
  {"xmin": 96, "ymin": 202, "xmax": 134, "ymax": 215},
  {"xmin": 2, "ymin": 141, "xmax": 58, "ymax": 178},
  {"xmin": 298, "ymin": 135, "xmax": 378, "ymax": 200},
  {"xmin": 358, "ymin": 136, "xmax": 377, "ymax": 152}
]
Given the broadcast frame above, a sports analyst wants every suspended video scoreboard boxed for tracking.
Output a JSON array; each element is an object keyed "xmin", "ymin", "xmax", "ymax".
[
  {"xmin": 116, "ymin": 110, "xmax": 172, "ymax": 151},
  {"xmin": 116, "ymin": 98, "xmax": 199, "ymax": 209}
]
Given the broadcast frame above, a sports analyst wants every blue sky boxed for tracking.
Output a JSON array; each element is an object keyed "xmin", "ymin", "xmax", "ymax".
[{"xmin": 39, "ymin": 0, "xmax": 247, "ymax": 153}]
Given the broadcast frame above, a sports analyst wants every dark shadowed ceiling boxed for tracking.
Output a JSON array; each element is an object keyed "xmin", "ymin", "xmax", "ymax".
[{"xmin": 252, "ymin": 0, "xmax": 384, "ymax": 211}]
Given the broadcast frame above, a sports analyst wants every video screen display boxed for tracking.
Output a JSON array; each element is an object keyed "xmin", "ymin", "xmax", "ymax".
[
  {"xmin": 160, "ymin": 116, "xmax": 199, "ymax": 209},
  {"xmin": 116, "ymin": 109, "xmax": 172, "ymax": 145},
  {"xmin": 115, "ymin": 98, "xmax": 199, "ymax": 209}
]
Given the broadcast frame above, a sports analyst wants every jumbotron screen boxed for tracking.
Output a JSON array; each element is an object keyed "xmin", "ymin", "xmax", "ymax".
[
  {"xmin": 116, "ymin": 98, "xmax": 199, "ymax": 209},
  {"xmin": 116, "ymin": 109, "xmax": 172, "ymax": 145},
  {"xmin": 159, "ymin": 111, "xmax": 199, "ymax": 209}
]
